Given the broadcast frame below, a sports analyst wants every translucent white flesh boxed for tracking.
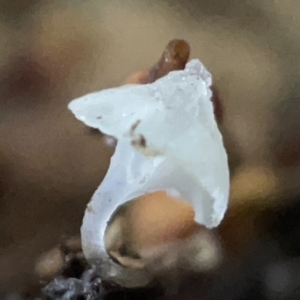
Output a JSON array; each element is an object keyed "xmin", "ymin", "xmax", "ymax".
[{"xmin": 68, "ymin": 59, "xmax": 230, "ymax": 284}]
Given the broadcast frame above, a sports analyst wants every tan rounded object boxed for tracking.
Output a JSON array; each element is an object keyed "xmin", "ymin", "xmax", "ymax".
[
  {"xmin": 35, "ymin": 247, "xmax": 64, "ymax": 279},
  {"xmin": 60, "ymin": 236, "xmax": 82, "ymax": 253},
  {"xmin": 128, "ymin": 191, "xmax": 197, "ymax": 250},
  {"xmin": 230, "ymin": 166, "xmax": 279, "ymax": 206}
]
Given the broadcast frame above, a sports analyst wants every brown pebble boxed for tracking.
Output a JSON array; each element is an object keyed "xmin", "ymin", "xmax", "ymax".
[
  {"xmin": 60, "ymin": 236, "xmax": 82, "ymax": 254},
  {"xmin": 35, "ymin": 247, "xmax": 65, "ymax": 279},
  {"xmin": 124, "ymin": 39, "xmax": 190, "ymax": 86},
  {"xmin": 146, "ymin": 39, "xmax": 190, "ymax": 83}
]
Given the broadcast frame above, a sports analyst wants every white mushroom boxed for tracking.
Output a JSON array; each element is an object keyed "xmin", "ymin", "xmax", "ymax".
[{"xmin": 68, "ymin": 59, "xmax": 230, "ymax": 287}]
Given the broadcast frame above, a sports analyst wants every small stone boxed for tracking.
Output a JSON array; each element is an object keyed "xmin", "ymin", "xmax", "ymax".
[
  {"xmin": 35, "ymin": 247, "xmax": 65, "ymax": 280},
  {"xmin": 60, "ymin": 236, "xmax": 82, "ymax": 254}
]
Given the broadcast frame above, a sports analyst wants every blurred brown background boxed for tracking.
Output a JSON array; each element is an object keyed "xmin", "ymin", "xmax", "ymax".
[{"xmin": 1, "ymin": 0, "xmax": 300, "ymax": 298}]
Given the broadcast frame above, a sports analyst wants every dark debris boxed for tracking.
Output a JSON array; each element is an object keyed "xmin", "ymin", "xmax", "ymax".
[
  {"xmin": 42, "ymin": 275, "xmax": 104, "ymax": 300},
  {"xmin": 41, "ymin": 269, "xmax": 162, "ymax": 300}
]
